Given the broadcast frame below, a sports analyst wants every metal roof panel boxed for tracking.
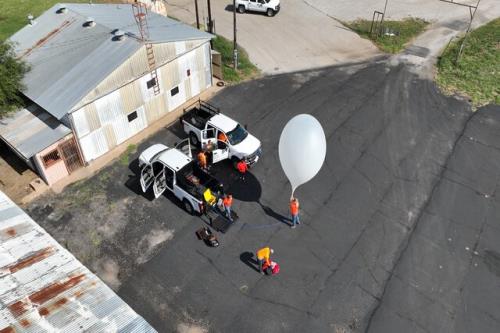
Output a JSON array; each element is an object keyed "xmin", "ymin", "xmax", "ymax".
[
  {"xmin": 0, "ymin": 104, "xmax": 71, "ymax": 159},
  {"xmin": 0, "ymin": 191, "xmax": 157, "ymax": 333},
  {"xmin": 8, "ymin": 3, "xmax": 212, "ymax": 120}
]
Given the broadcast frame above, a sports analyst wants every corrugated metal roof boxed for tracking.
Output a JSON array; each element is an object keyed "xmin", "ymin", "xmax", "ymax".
[
  {"xmin": 0, "ymin": 191, "xmax": 158, "ymax": 333},
  {"xmin": 9, "ymin": 3, "xmax": 212, "ymax": 120},
  {"xmin": 0, "ymin": 104, "xmax": 71, "ymax": 160}
]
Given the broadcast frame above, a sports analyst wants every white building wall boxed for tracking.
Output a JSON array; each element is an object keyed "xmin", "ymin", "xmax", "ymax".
[{"xmin": 71, "ymin": 41, "xmax": 212, "ymax": 163}]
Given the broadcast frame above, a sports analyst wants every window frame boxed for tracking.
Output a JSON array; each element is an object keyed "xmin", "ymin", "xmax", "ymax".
[
  {"xmin": 146, "ymin": 78, "xmax": 157, "ymax": 89},
  {"xmin": 127, "ymin": 110, "xmax": 138, "ymax": 122},
  {"xmin": 170, "ymin": 86, "xmax": 180, "ymax": 96},
  {"xmin": 42, "ymin": 149, "xmax": 62, "ymax": 168}
]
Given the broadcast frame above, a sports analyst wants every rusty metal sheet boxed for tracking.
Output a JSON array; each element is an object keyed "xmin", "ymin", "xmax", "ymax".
[{"xmin": 0, "ymin": 191, "xmax": 157, "ymax": 333}]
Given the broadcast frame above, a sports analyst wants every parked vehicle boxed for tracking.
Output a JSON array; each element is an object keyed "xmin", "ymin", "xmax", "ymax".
[
  {"xmin": 181, "ymin": 100, "xmax": 262, "ymax": 167},
  {"xmin": 235, "ymin": 0, "xmax": 280, "ymax": 17},
  {"xmin": 139, "ymin": 143, "xmax": 224, "ymax": 215}
]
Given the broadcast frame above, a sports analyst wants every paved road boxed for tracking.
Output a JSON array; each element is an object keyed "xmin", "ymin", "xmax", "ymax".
[
  {"xmin": 166, "ymin": 0, "xmax": 380, "ymax": 74},
  {"xmin": 28, "ymin": 57, "xmax": 500, "ymax": 332},
  {"xmin": 306, "ymin": 0, "xmax": 500, "ymax": 22},
  {"xmin": 368, "ymin": 104, "xmax": 500, "ymax": 333}
]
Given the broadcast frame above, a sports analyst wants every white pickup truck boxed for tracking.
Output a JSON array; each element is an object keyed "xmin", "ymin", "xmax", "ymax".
[
  {"xmin": 236, "ymin": 0, "xmax": 281, "ymax": 17},
  {"xmin": 139, "ymin": 142, "xmax": 224, "ymax": 215},
  {"xmin": 181, "ymin": 100, "xmax": 262, "ymax": 167}
]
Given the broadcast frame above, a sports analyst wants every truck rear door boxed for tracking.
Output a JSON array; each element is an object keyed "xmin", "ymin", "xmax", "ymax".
[
  {"xmin": 153, "ymin": 163, "xmax": 174, "ymax": 199},
  {"xmin": 201, "ymin": 128, "xmax": 216, "ymax": 148},
  {"xmin": 140, "ymin": 164, "xmax": 155, "ymax": 192},
  {"xmin": 212, "ymin": 140, "xmax": 230, "ymax": 163}
]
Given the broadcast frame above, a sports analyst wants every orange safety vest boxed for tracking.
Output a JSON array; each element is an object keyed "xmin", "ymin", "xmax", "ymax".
[
  {"xmin": 198, "ymin": 152, "xmax": 207, "ymax": 166},
  {"xmin": 223, "ymin": 196, "xmax": 232, "ymax": 207},
  {"xmin": 218, "ymin": 132, "xmax": 228, "ymax": 142},
  {"xmin": 290, "ymin": 200, "xmax": 299, "ymax": 215},
  {"xmin": 256, "ymin": 247, "xmax": 271, "ymax": 262}
]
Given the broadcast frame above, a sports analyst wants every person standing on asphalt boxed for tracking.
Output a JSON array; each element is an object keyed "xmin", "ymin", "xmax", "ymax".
[
  {"xmin": 223, "ymin": 194, "xmax": 233, "ymax": 221},
  {"xmin": 198, "ymin": 151, "xmax": 207, "ymax": 170},
  {"xmin": 290, "ymin": 197, "xmax": 300, "ymax": 228},
  {"xmin": 256, "ymin": 246, "xmax": 274, "ymax": 274},
  {"xmin": 236, "ymin": 160, "xmax": 248, "ymax": 181}
]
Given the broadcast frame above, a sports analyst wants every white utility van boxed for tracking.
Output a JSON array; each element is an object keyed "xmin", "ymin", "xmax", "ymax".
[
  {"xmin": 235, "ymin": 0, "xmax": 280, "ymax": 17},
  {"xmin": 181, "ymin": 100, "xmax": 262, "ymax": 167}
]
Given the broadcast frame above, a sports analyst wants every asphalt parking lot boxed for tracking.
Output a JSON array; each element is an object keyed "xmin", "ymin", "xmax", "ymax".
[{"xmin": 28, "ymin": 59, "xmax": 500, "ymax": 332}]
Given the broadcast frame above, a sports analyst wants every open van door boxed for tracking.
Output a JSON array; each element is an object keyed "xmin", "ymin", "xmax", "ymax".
[
  {"xmin": 152, "ymin": 163, "xmax": 168, "ymax": 199},
  {"xmin": 212, "ymin": 140, "xmax": 230, "ymax": 163},
  {"xmin": 201, "ymin": 128, "xmax": 216, "ymax": 149},
  {"xmin": 175, "ymin": 139, "xmax": 192, "ymax": 159},
  {"xmin": 140, "ymin": 164, "xmax": 155, "ymax": 192}
]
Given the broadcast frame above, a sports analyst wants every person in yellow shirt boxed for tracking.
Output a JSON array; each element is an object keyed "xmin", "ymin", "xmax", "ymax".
[{"xmin": 256, "ymin": 246, "xmax": 274, "ymax": 274}]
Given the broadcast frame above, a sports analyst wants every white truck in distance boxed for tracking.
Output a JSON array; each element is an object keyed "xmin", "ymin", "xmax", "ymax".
[
  {"xmin": 139, "ymin": 143, "xmax": 224, "ymax": 215},
  {"xmin": 181, "ymin": 100, "xmax": 262, "ymax": 167},
  {"xmin": 236, "ymin": 0, "xmax": 281, "ymax": 17}
]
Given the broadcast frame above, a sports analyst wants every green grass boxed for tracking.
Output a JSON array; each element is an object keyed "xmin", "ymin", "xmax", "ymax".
[
  {"xmin": 0, "ymin": 1, "xmax": 111, "ymax": 40},
  {"xmin": 119, "ymin": 144, "xmax": 137, "ymax": 166},
  {"xmin": 345, "ymin": 18, "xmax": 429, "ymax": 54},
  {"xmin": 212, "ymin": 35, "xmax": 259, "ymax": 83},
  {"xmin": 437, "ymin": 19, "xmax": 500, "ymax": 107}
]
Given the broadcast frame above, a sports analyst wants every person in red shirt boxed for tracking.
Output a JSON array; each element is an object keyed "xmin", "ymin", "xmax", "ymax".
[
  {"xmin": 236, "ymin": 160, "xmax": 248, "ymax": 181},
  {"xmin": 223, "ymin": 194, "xmax": 233, "ymax": 221},
  {"xmin": 290, "ymin": 197, "xmax": 300, "ymax": 229}
]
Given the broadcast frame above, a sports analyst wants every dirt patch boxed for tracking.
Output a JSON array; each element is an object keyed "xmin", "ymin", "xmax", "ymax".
[
  {"xmin": 177, "ymin": 323, "xmax": 208, "ymax": 333},
  {"xmin": 97, "ymin": 258, "xmax": 121, "ymax": 289},
  {"xmin": 137, "ymin": 229, "xmax": 174, "ymax": 265}
]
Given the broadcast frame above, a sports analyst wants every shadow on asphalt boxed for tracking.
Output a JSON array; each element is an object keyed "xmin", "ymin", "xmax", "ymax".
[
  {"xmin": 167, "ymin": 122, "xmax": 186, "ymax": 140},
  {"xmin": 258, "ymin": 202, "xmax": 289, "ymax": 225},
  {"xmin": 240, "ymin": 251, "xmax": 260, "ymax": 273}
]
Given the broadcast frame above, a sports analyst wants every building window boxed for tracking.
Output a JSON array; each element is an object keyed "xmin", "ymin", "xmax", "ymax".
[
  {"xmin": 127, "ymin": 111, "xmax": 138, "ymax": 122},
  {"xmin": 171, "ymin": 86, "xmax": 179, "ymax": 96},
  {"xmin": 42, "ymin": 149, "xmax": 61, "ymax": 168},
  {"xmin": 147, "ymin": 78, "xmax": 157, "ymax": 89},
  {"xmin": 187, "ymin": 69, "xmax": 191, "ymax": 77}
]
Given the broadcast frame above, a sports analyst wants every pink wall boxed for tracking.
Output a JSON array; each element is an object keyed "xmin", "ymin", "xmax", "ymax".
[{"xmin": 35, "ymin": 140, "xmax": 70, "ymax": 185}]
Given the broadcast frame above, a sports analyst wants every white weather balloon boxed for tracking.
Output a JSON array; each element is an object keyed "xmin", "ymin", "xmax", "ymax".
[{"xmin": 279, "ymin": 114, "xmax": 327, "ymax": 197}]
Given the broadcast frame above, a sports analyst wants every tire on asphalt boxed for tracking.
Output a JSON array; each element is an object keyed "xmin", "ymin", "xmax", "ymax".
[
  {"xmin": 189, "ymin": 132, "xmax": 200, "ymax": 148},
  {"xmin": 266, "ymin": 9, "xmax": 275, "ymax": 17},
  {"xmin": 238, "ymin": 5, "xmax": 245, "ymax": 13},
  {"xmin": 183, "ymin": 199, "xmax": 194, "ymax": 215}
]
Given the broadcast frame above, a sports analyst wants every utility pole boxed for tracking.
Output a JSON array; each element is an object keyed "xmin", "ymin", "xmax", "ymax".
[
  {"xmin": 381, "ymin": 0, "xmax": 389, "ymax": 24},
  {"xmin": 207, "ymin": 0, "xmax": 213, "ymax": 33},
  {"xmin": 233, "ymin": 0, "xmax": 238, "ymax": 70},
  {"xmin": 194, "ymin": 0, "xmax": 200, "ymax": 29},
  {"xmin": 439, "ymin": 0, "xmax": 481, "ymax": 62}
]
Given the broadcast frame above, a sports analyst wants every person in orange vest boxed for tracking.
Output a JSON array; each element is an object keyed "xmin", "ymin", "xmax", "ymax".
[
  {"xmin": 223, "ymin": 194, "xmax": 233, "ymax": 221},
  {"xmin": 290, "ymin": 197, "xmax": 300, "ymax": 229},
  {"xmin": 256, "ymin": 246, "xmax": 274, "ymax": 274},
  {"xmin": 218, "ymin": 131, "xmax": 228, "ymax": 143},
  {"xmin": 197, "ymin": 151, "xmax": 207, "ymax": 170},
  {"xmin": 236, "ymin": 160, "xmax": 248, "ymax": 181}
]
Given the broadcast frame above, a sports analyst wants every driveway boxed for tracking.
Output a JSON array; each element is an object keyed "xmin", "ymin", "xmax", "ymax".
[
  {"xmin": 165, "ymin": 0, "xmax": 499, "ymax": 75},
  {"xmin": 166, "ymin": 0, "xmax": 380, "ymax": 74},
  {"xmin": 27, "ymin": 56, "xmax": 500, "ymax": 332}
]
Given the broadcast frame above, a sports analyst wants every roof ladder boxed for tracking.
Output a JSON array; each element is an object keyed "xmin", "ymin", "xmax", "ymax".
[{"xmin": 132, "ymin": 2, "xmax": 160, "ymax": 96}]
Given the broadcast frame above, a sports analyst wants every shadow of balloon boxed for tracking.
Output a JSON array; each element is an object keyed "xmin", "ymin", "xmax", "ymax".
[
  {"xmin": 209, "ymin": 161, "xmax": 262, "ymax": 202},
  {"xmin": 226, "ymin": 172, "xmax": 262, "ymax": 202}
]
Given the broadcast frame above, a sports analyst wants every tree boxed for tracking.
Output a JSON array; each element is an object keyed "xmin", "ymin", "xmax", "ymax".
[{"xmin": 0, "ymin": 40, "xmax": 29, "ymax": 118}]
